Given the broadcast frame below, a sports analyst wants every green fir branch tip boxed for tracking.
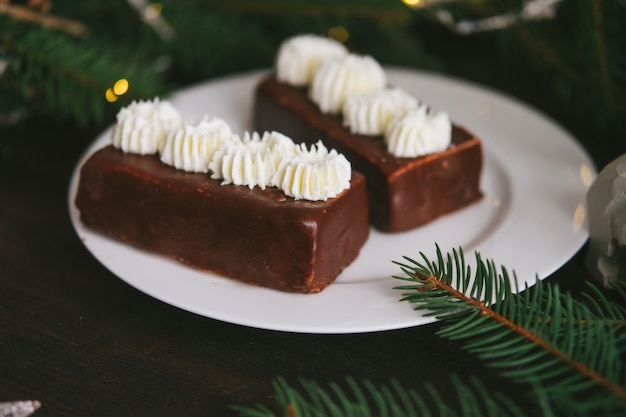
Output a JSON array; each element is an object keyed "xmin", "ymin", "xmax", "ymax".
[{"xmin": 393, "ymin": 246, "xmax": 626, "ymax": 416}]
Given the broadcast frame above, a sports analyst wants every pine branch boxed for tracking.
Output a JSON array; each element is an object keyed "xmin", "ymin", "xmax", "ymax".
[
  {"xmin": 393, "ymin": 246, "xmax": 626, "ymax": 415},
  {"xmin": 402, "ymin": 274, "xmax": 625, "ymax": 398},
  {"xmin": 0, "ymin": 3, "xmax": 87, "ymax": 36},
  {"xmin": 231, "ymin": 375, "xmax": 532, "ymax": 417},
  {"xmin": 0, "ymin": 17, "xmax": 169, "ymax": 126}
]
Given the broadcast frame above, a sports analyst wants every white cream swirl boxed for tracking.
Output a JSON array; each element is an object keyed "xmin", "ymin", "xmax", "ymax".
[
  {"xmin": 309, "ymin": 54, "xmax": 386, "ymax": 114},
  {"xmin": 159, "ymin": 116, "xmax": 235, "ymax": 173},
  {"xmin": 275, "ymin": 34, "xmax": 348, "ymax": 87},
  {"xmin": 110, "ymin": 95, "xmax": 353, "ymax": 200},
  {"xmin": 111, "ymin": 98, "xmax": 182, "ymax": 154},
  {"xmin": 342, "ymin": 88, "xmax": 420, "ymax": 135},
  {"xmin": 273, "ymin": 141, "xmax": 351, "ymax": 201},
  {"xmin": 209, "ymin": 131, "xmax": 297, "ymax": 190},
  {"xmin": 385, "ymin": 106, "xmax": 452, "ymax": 158}
]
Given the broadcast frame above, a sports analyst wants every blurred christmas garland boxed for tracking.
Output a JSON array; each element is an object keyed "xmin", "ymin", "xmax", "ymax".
[{"xmin": 0, "ymin": 0, "xmax": 624, "ymax": 147}]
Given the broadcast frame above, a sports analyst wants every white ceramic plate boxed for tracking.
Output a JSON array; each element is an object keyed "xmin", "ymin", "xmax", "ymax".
[{"xmin": 68, "ymin": 68, "xmax": 595, "ymax": 334}]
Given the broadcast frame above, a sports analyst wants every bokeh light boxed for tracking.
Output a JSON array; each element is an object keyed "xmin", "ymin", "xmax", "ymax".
[
  {"xmin": 113, "ymin": 79, "xmax": 129, "ymax": 96},
  {"xmin": 402, "ymin": 0, "xmax": 423, "ymax": 7},
  {"xmin": 105, "ymin": 78, "xmax": 129, "ymax": 103},
  {"xmin": 328, "ymin": 26, "xmax": 349, "ymax": 43},
  {"xmin": 105, "ymin": 88, "xmax": 117, "ymax": 103},
  {"xmin": 145, "ymin": 3, "xmax": 163, "ymax": 20}
]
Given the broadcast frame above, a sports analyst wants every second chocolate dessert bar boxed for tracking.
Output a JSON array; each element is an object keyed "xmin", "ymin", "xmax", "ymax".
[{"xmin": 254, "ymin": 75, "xmax": 483, "ymax": 232}]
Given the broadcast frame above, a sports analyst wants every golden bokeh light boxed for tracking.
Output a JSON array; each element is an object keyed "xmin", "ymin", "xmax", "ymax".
[
  {"xmin": 105, "ymin": 88, "xmax": 118, "ymax": 103},
  {"xmin": 113, "ymin": 79, "xmax": 129, "ymax": 96},
  {"xmin": 401, "ymin": 0, "xmax": 423, "ymax": 7},
  {"xmin": 145, "ymin": 3, "xmax": 163, "ymax": 20},
  {"xmin": 106, "ymin": 79, "xmax": 129, "ymax": 103},
  {"xmin": 328, "ymin": 26, "xmax": 349, "ymax": 43}
]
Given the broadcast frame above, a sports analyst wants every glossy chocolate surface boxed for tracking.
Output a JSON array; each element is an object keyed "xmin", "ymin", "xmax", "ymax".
[
  {"xmin": 254, "ymin": 75, "xmax": 483, "ymax": 232},
  {"xmin": 74, "ymin": 146, "xmax": 370, "ymax": 293}
]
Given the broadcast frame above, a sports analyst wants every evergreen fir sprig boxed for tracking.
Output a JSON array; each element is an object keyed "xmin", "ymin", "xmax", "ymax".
[
  {"xmin": 0, "ymin": 2, "xmax": 87, "ymax": 36},
  {"xmin": 232, "ymin": 375, "xmax": 530, "ymax": 417},
  {"xmin": 0, "ymin": 16, "xmax": 169, "ymax": 126},
  {"xmin": 393, "ymin": 246, "xmax": 626, "ymax": 416},
  {"xmin": 0, "ymin": 0, "xmax": 438, "ymax": 127}
]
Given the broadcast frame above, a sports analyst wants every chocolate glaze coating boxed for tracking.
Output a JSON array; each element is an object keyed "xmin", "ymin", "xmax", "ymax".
[
  {"xmin": 254, "ymin": 75, "xmax": 484, "ymax": 232},
  {"xmin": 75, "ymin": 146, "xmax": 370, "ymax": 293}
]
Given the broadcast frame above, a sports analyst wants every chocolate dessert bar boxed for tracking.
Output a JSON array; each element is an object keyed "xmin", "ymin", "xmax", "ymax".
[
  {"xmin": 75, "ymin": 145, "xmax": 369, "ymax": 293},
  {"xmin": 254, "ymin": 75, "xmax": 483, "ymax": 232}
]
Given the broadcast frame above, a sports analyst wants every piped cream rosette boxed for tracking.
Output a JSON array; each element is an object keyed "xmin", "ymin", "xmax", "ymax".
[
  {"xmin": 109, "ymin": 98, "xmax": 352, "ymax": 201},
  {"xmin": 210, "ymin": 132, "xmax": 351, "ymax": 201},
  {"xmin": 275, "ymin": 34, "xmax": 454, "ymax": 158},
  {"xmin": 385, "ymin": 106, "xmax": 452, "ymax": 158},
  {"xmin": 275, "ymin": 34, "xmax": 348, "ymax": 87},
  {"xmin": 342, "ymin": 88, "xmax": 420, "ymax": 136},
  {"xmin": 159, "ymin": 116, "xmax": 235, "ymax": 173},
  {"xmin": 309, "ymin": 53, "xmax": 386, "ymax": 114},
  {"xmin": 273, "ymin": 141, "xmax": 351, "ymax": 201},
  {"xmin": 209, "ymin": 131, "xmax": 297, "ymax": 190},
  {"xmin": 111, "ymin": 98, "xmax": 183, "ymax": 155}
]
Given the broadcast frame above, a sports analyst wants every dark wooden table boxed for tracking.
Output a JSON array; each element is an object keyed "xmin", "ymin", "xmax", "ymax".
[{"xmin": 1, "ymin": 55, "xmax": 624, "ymax": 415}]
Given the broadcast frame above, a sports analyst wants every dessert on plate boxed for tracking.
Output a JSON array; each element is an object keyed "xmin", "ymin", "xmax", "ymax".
[
  {"xmin": 74, "ymin": 99, "xmax": 369, "ymax": 293},
  {"xmin": 254, "ymin": 34, "xmax": 483, "ymax": 232}
]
